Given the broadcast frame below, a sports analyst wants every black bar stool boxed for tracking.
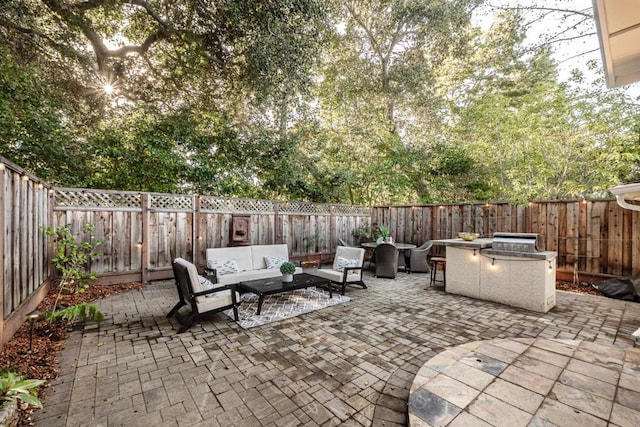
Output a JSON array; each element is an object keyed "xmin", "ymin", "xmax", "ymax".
[{"xmin": 429, "ymin": 257, "xmax": 446, "ymax": 290}]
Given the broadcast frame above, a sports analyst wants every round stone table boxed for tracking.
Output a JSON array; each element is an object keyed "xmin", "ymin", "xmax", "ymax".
[{"xmin": 408, "ymin": 338, "xmax": 640, "ymax": 426}]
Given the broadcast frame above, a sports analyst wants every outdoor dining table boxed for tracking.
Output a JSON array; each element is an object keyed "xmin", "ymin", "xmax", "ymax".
[{"xmin": 361, "ymin": 241, "xmax": 417, "ymax": 272}]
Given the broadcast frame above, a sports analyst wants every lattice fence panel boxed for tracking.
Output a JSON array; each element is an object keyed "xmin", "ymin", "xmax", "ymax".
[
  {"xmin": 55, "ymin": 189, "xmax": 141, "ymax": 210},
  {"xmin": 149, "ymin": 194, "xmax": 193, "ymax": 211},
  {"xmin": 200, "ymin": 196, "xmax": 276, "ymax": 213},
  {"xmin": 279, "ymin": 201, "xmax": 332, "ymax": 215},
  {"xmin": 333, "ymin": 204, "xmax": 372, "ymax": 216}
]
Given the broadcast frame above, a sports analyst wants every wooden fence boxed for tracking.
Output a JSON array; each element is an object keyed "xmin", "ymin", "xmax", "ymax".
[
  {"xmin": 0, "ymin": 158, "xmax": 53, "ymax": 347},
  {"xmin": 4, "ymin": 152, "xmax": 640, "ymax": 347},
  {"xmin": 53, "ymin": 189, "xmax": 372, "ymax": 283},
  {"xmin": 372, "ymin": 200, "xmax": 640, "ymax": 279}
]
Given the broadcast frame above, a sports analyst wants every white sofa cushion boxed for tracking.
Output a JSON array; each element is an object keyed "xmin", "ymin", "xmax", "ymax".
[
  {"xmin": 207, "ymin": 247, "xmax": 253, "ymax": 272},
  {"xmin": 214, "ymin": 267, "xmax": 304, "ymax": 285},
  {"xmin": 216, "ymin": 268, "xmax": 282, "ymax": 285},
  {"xmin": 251, "ymin": 244, "xmax": 290, "ymax": 269}
]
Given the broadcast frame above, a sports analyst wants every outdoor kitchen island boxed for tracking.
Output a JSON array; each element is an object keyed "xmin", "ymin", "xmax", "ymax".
[{"xmin": 434, "ymin": 233, "xmax": 557, "ymax": 313}]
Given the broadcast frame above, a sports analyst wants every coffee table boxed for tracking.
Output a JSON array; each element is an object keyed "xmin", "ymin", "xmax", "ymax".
[{"xmin": 238, "ymin": 273, "xmax": 332, "ymax": 315}]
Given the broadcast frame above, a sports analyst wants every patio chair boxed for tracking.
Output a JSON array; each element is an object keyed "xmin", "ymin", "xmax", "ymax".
[
  {"xmin": 338, "ymin": 237, "xmax": 353, "ymax": 247},
  {"xmin": 374, "ymin": 243, "xmax": 399, "ymax": 279},
  {"xmin": 409, "ymin": 241, "xmax": 434, "ymax": 273},
  {"xmin": 314, "ymin": 246, "xmax": 367, "ymax": 295},
  {"xmin": 397, "ymin": 250, "xmax": 408, "ymax": 273},
  {"xmin": 167, "ymin": 258, "xmax": 239, "ymax": 333}
]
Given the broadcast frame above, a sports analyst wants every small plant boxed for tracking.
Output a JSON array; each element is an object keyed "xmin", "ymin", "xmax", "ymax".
[
  {"xmin": 46, "ymin": 302, "xmax": 105, "ymax": 324},
  {"xmin": 279, "ymin": 262, "xmax": 297, "ymax": 275},
  {"xmin": 351, "ymin": 224, "xmax": 375, "ymax": 243},
  {"xmin": 42, "ymin": 223, "xmax": 105, "ymax": 324},
  {"xmin": 42, "ymin": 224, "xmax": 103, "ymax": 294},
  {"xmin": 0, "ymin": 372, "xmax": 46, "ymax": 409},
  {"xmin": 378, "ymin": 225, "xmax": 390, "ymax": 241}
]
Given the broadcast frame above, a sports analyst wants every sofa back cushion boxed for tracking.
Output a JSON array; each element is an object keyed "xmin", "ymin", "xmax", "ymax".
[
  {"xmin": 206, "ymin": 247, "xmax": 253, "ymax": 272},
  {"xmin": 251, "ymin": 244, "xmax": 290, "ymax": 269}
]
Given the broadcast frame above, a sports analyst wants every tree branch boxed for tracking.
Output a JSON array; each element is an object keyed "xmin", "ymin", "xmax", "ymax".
[
  {"xmin": 104, "ymin": 32, "xmax": 168, "ymax": 58},
  {"xmin": 124, "ymin": 0, "xmax": 170, "ymax": 28},
  {"xmin": 488, "ymin": 3, "xmax": 593, "ymax": 19}
]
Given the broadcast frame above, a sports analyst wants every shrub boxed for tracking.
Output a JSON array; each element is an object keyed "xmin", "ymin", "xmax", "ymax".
[
  {"xmin": 0, "ymin": 372, "xmax": 46, "ymax": 409},
  {"xmin": 42, "ymin": 223, "xmax": 105, "ymax": 324},
  {"xmin": 279, "ymin": 262, "xmax": 297, "ymax": 275}
]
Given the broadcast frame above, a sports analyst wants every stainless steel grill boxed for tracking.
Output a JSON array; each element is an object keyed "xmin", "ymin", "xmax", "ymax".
[{"xmin": 491, "ymin": 232, "xmax": 543, "ymax": 253}]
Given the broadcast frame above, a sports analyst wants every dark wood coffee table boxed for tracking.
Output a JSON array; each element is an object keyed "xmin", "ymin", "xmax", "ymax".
[{"xmin": 238, "ymin": 273, "xmax": 332, "ymax": 315}]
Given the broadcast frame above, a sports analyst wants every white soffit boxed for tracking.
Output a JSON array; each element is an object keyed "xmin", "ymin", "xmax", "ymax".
[{"xmin": 593, "ymin": 0, "xmax": 640, "ymax": 87}]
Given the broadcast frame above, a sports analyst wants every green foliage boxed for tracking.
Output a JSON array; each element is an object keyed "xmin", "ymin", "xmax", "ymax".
[
  {"xmin": 42, "ymin": 224, "xmax": 105, "ymax": 325},
  {"xmin": 42, "ymin": 224, "xmax": 103, "ymax": 294},
  {"xmin": 351, "ymin": 224, "xmax": 375, "ymax": 242},
  {"xmin": 279, "ymin": 262, "xmax": 297, "ymax": 275},
  {"xmin": 2, "ymin": 2, "xmax": 640, "ymax": 205},
  {"xmin": 0, "ymin": 47, "xmax": 87, "ymax": 186},
  {"xmin": 45, "ymin": 303, "xmax": 105, "ymax": 324},
  {"xmin": 0, "ymin": 372, "xmax": 46, "ymax": 409},
  {"xmin": 445, "ymin": 13, "xmax": 640, "ymax": 202},
  {"xmin": 378, "ymin": 225, "xmax": 390, "ymax": 240}
]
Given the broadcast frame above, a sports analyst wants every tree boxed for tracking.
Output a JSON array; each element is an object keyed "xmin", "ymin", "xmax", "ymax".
[
  {"xmin": 309, "ymin": 0, "xmax": 482, "ymax": 204},
  {"xmin": 448, "ymin": 12, "xmax": 640, "ymax": 202},
  {"xmin": 0, "ymin": 47, "xmax": 90, "ymax": 186},
  {"xmin": 0, "ymin": 0, "xmax": 329, "ymax": 195}
]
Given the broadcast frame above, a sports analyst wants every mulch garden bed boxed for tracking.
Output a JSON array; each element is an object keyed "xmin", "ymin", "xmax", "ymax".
[
  {"xmin": 0, "ymin": 278, "xmax": 605, "ymax": 425},
  {"xmin": 0, "ymin": 281, "xmax": 145, "ymax": 425},
  {"xmin": 556, "ymin": 280, "xmax": 603, "ymax": 296}
]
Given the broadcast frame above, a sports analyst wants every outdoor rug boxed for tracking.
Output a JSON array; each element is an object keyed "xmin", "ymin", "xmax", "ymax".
[{"xmin": 223, "ymin": 287, "xmax": 350, "ymax": 329}]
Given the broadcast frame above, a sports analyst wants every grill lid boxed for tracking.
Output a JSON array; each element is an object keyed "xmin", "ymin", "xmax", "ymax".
[{"xmin": 492, "ymin": 232, "xmax": 543, "ymax": 253}]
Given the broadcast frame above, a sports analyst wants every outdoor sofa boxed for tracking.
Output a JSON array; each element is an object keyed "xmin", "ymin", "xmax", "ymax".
[{"xmin": 205, "ymin": 244, "xmax": 302, "ymax": 285}]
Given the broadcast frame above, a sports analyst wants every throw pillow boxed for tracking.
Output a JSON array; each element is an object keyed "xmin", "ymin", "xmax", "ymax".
[
  {"xmin": 334, "ymin": 256, "xmax": 359, "ymax": 273},
  {"xmin": 264, "ymin": 255, "xmax": 288, "ymax": 269},
  {"xmin": 198, "ymin": 275, "xmax": 216, "ymax": 291},
  {"xmin": 207, "ymin": 259, "xmax": 240, "ymax": 275}
]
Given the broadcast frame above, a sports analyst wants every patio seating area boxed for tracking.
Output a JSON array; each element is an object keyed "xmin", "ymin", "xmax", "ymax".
[{"xmin": 33, "ymin": 270, "xmax": 640, "ymax": 427}]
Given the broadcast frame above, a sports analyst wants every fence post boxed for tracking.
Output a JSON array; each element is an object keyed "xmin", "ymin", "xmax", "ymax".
[
  {"xmin": 0, "ymin": 162, "xmax": 5, "ymax": 345},
  {"xmin": 329, "ymin": 205, "xmax": 335, "ymax": 254},
  {"xmin": 193, "ymin": 195, "xmax": 200, "ymax": 266},
  {"xmin": 274, "ymin": 201, "xmax": 281, "ymax": 244},
  {"xmin": 141, "ymin": 193, "xmax": 149, "ymax": 283}
]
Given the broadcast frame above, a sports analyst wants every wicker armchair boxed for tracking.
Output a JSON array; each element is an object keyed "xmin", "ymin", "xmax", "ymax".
[
  {"xmin": 409, "ymin": 241, "xmax": 434, "ymax": 273},
  {"xmin": 374, "ymin": 243, "xmax": 399, "ymax": 279}
]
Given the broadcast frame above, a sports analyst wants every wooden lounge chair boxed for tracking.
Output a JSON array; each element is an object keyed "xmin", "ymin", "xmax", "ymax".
[
  {"xmin": 167, "ymin": 258, "xmax": 239, "ymax": 333},
  {"xmin": 314, "ymin": 246, "xmax": 366, "ymax": 295}
]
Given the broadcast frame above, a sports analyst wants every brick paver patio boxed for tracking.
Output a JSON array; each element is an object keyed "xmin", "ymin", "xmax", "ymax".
[{"xmin": 33, "ymin": 271, "xmax": 640, "ymax": 426}]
